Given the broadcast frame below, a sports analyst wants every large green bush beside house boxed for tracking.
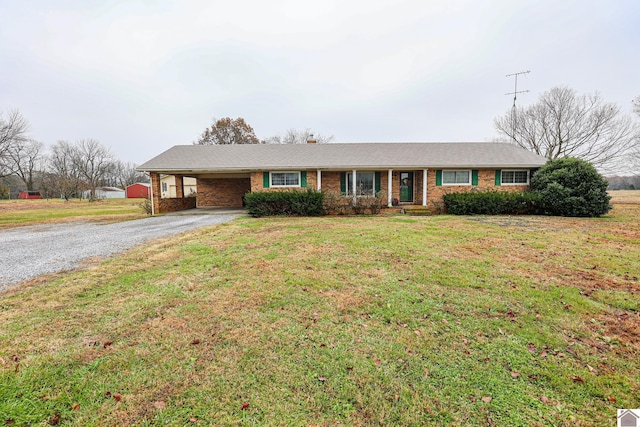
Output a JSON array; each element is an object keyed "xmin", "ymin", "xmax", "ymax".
[{"xmin": 530, "ymin": 157, "xmax": 612, "ymax": 217}]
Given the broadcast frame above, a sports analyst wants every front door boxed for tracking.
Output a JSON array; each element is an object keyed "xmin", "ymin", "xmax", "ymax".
[{"xmin": 400, "ymin": 172, "xmax": 414, "ymax": 203}]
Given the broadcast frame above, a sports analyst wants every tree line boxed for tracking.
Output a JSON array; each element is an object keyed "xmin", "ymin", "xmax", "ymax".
[
  {"xmin": 197, "ymin": 88, "xmax": 639, "ymax": 176},
  {"xmin": 0, "ymin": 110, "xmax": 146, "ymax": 200},
  {"xmin": 3, "ymin": 85, "xmax": 638, "ymax": 200}
]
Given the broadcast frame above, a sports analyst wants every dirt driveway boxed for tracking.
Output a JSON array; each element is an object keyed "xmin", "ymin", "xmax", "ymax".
[{"xmin": 0, "ymin": 214, "xmax": 241, "ymax": 291}]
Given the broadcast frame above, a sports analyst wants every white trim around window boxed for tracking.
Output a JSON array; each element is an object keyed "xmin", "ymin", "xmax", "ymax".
[
  {"xmin": 270, "ymin": 171, "xmax": 301, "ymax": 187},
  {"xmin": 501, "ymin": 169, "xmax": 529, "ymax": 185},
  {"xmin": 442, "ymin": 170, "xmax": 472, "ymax": 186}
]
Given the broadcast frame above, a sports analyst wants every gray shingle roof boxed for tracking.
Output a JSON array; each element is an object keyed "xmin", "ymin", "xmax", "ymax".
[{"xmin": 137, "ymin": 142, "xmax": 547, "ymax": 173}]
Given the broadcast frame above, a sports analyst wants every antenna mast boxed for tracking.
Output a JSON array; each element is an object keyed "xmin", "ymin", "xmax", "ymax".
[{"xmin": 505, "ymin": 70, "xmax": 530, "ymax": 143}]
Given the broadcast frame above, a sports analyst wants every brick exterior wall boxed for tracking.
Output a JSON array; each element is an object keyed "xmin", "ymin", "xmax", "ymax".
[
  {"xmin": 152, "ymin": 168, "xmax": 530, "ymax": 214},
  {"xmin": 158, "ymin": 197, "xmax": 196, "ymax": 212},
  {"xmin": 197, "ymin": 177, "xmax": 251, "ymax": 207},
  {"xmin": 426, "ymin": 169, "xmax": 529, "ymax": 211}
]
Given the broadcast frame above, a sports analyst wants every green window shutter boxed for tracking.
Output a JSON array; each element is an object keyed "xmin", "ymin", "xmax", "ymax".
[
  {"xmin": 436, "ymin": 170, "xmax": 442, "ymax": 186},
  {"xmin": 472, "ymin": 170, "xmax": 479, "ymax": 186},
  {"xmin": 263, "ymin": 172, "xmax": 270, "ymax": 188},
  {"xmin": 375, "ymin": 172, "xmax": 381, "ymax": 194},
  {"xmin": 495, "ymin": 170, "xmax": 502, "ymax": 186},
  {"xmin": 340, "ymin": 172, "xmax": 346, "ymax": 194},
  {"xmin": 300, "ymin": 171, "xmax": 307, "ymax": 188}
]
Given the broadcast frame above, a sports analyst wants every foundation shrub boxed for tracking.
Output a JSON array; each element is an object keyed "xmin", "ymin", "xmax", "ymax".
[
  {"xmin": 443, "ymin": 190, "xmax": 540, "ymax": 215},
  {"xmin": 244, "ymin": 189, "xmax": 325, "ymax": 217}
]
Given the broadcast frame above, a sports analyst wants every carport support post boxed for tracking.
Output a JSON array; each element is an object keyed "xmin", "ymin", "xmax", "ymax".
[
  {"xmin": 150, "ymin": 172, "xmax": 161, "ymax": 216},
  {"xmin": 175, "ymin": 175, "xmax": 184, "ymax": 199}
]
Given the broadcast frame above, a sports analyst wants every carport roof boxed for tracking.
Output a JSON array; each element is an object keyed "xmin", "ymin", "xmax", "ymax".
[{"xmin": 137, "ymin": 142, "xmax": 547, "ymax": 174}]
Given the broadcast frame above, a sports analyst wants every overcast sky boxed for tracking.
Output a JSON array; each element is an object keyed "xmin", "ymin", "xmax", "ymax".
[{"xmin": 1, "ymin": 0, "xmax": 638, "ymax": 165}]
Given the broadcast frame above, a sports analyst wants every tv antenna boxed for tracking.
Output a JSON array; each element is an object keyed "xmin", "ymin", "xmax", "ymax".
[
  {"xmin": 505, "ymin": 70, "xmax": 530, "ymax": 108},
  {"xmin": 505, "ymin": 70, "xmax": 530, "ymax": 144}
]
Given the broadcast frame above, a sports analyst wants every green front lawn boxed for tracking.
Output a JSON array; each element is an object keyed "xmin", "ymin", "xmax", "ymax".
[{"xmin": 1, "ymin": 206, "xmax": 638, "ymax": 426}]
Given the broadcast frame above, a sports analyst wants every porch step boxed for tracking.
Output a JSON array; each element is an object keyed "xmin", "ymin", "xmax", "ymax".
[{"xmin": 401, "ymin": 205, "xmax": 434, "ymax": 216}]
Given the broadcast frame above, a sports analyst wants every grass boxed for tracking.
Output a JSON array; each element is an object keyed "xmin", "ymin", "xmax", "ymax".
[
  {"xmin": 0, "ymin": 199, "xmax": 147, "ymax": 229},
  {"xmin": 0, "ymin": 192, "xmax": 639, "ymax": 426}
]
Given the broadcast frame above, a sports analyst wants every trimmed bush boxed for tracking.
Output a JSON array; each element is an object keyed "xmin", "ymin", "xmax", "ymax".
[
  {"xmin": 244, "ymin": 189, "xmax": 325, "ymax": 217},
  {"xmin": 443, "ymin": 190, "xmax": 541, "ymax": 215},
  {"xmin": 530, "ymin": 157, "xmax": 611, "ymax": 217}
]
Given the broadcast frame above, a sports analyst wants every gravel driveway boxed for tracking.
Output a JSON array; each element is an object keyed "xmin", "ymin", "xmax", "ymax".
[{"xmin": 0, "ymin": 214, "xmax": 241, "ymax": 291}]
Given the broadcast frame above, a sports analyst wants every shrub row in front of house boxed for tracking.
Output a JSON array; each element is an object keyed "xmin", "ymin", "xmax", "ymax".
[
  {"xmin": 244, "ymin": 190, "xmax": 325, "ymax": 217},
  {"xmin": 443, "ymin": 158, "xmax": 612, "ymax": 217},
  {"xmin": 443, "ymin": 191, "xmax": 541, "ymax": 215},
  {"xmin": 244, "ymin": 190, "xmax": 386, "ymax": 217}
]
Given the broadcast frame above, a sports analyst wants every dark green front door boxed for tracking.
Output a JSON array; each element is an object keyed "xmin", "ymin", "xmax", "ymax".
[{"xmin": 400, "ymin": 172, "xmax": 413, "ymax": 202}]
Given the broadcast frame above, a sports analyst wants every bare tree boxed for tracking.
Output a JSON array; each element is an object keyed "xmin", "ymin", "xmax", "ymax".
[
  {"xmin": 107, "ymin": 160, "xmax": 148, "ymax": 188},
  {"xmin": 6, "ymin": 139, "xmax": 44, "ymax": 191},
  {"xmin": 494, "ymin": 87, "xmax": 639, "ymax": 173},
  {"xmin": 47, "ymin": 141, "xmax": 82, "ymax": 200},
  {"xmin": 263, "ymin": 128, "xmax": 334, "ymax": 144},
  {"xmin": 0, "ymin": 109, "xmax": 30, "ymax": 177},
  {"xmin": 74, "ymin": 139, "xmax": 116, "ymax": 200},
  {"xmin": 195, "ymin": 117, "xmax": 261, "ymax": 145}
]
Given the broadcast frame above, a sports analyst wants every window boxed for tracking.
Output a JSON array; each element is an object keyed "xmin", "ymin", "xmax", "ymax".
[
  {"xmin": 270, "ymin": 172, "xmax": 300, "ymax": 187},
  {"xmin": 502, "ymin": 170, "xmax": 529, "ymax": 185},
  {"xmin": 442, "ymin": 170, "xmax": 471, "ymax": 185},
  {"xmin": 161, "ymin": 182, "xmax": 167, "ymax": 192},
  {"xmin": 347, "ymin": 172, "xmax": 375, "ymax": 196}
]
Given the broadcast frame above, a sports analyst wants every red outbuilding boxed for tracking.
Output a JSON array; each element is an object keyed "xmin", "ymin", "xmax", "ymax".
[
  {"xmin": 19, "ymin": 191, "xmax": 42, "ymax": 199},
  {"xmin": 125, "ymin": 183, "xmax": 151, "ymax": 199}
]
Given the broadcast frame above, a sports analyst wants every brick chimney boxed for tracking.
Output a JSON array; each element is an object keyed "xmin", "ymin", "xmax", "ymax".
[{"xmin": 306, "ymin": 133, "xmax": 317, "ymax": 144}]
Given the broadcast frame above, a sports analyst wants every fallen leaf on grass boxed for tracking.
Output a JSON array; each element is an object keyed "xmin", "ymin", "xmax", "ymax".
[
  {"xmin": 103, "ymin": 341, "xmax": 113, "ymax": 349},
  {"xmin": 240, "ymin": 402, "xmax": 250, "ymax": 410},
  {"xmin": 153, "ymin": 401, "xmax": 166, "ymax": 409},
  {"xmin": 49, "ymin": 412, "xmax": 61, "ymax": 425},
  {"xmin": 527, "ymin": 343, "xmax": 536, "ymax": 353},
  {"xmin": 510, "ymin": 371, "xmax": 520, "ymax": 378},
  {"xmin": 191, "ymin": 339, "xmax": 200, "ymax": 345},
  {"xmin": 540, "ymin": 396, "xmax": 550, "ymax": 404},
  {"xmin": 72, "ymin": 403, "xmax": 80, "ymax": 411},
  {"xmin": 189, "ymin": 417, "xmax": 198, "ymax": 422},
  {"xmin": 318, "ymin": 376, "xmax": 327, "ymax": 382},
  {"xmin": 481, "ymin": 396, "xmax": 492, "ymax": 403},
  {"xmin": 113, "ymin": 393, "xmax": 122, "ymax": 401},
  {"xmin": 607, "ymin": 396, "xmax": 617, "ymax": 403},
  {"xmin": 587, "ymin": 365, "xmax": 599, "ymax": 375},
  {"xmin": 571, "ymin": 376, "xmax": 584, "ymax": 383}
]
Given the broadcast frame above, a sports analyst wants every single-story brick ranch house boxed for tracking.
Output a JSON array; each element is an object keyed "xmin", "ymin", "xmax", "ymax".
[{"xmin": 137, "ymin": 141, "xmax": 547, "ymax": 215}]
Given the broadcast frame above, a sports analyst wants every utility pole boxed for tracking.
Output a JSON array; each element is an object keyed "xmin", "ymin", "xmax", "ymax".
[{"xmin": 505, "ymin": 70, "xmax": 530, "ymax": 143}]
